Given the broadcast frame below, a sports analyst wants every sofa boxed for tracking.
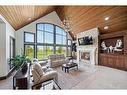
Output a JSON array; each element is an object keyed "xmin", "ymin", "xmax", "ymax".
[{"xmin": 48, "ymin": 54, "xmax": 69, "ymax": 67}]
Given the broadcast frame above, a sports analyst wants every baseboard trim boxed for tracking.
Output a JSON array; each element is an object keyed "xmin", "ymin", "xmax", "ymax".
[
  {"xmin": 0, "ymin": 76, "xmax": 6, "ymax": 80},
  {"xmin": 0, "ymin": 67, "xmax": 15, "ymax": 80}
]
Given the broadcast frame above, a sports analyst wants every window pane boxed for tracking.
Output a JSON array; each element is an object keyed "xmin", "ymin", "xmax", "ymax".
[
  {"xmin": 24, "ymin": 33, "xmax": 34, "ymax": 43},
  {"xmin": 56, "ymin": 26, "xmax": 63, "ymax": 35},
  {"xmin": 45, "ymin": 24, "xmax": 54, "ymax": 33},
  {"xmin": 56, "ymin": 46, "xmax": 62, "ymax": 54},
  {"xmin": 62, "ymin": 30, "xmax": 66, "ymax": 36},
  {"xmin": 37, "ymin": 46, "xmax": 44, "ymax": 60},
  {"xmin": 24, "ymin": 45, "xmax": 34, "ymax": 60},
  {"xmin": 61, "ymin": 47, "xmax": 66, "ymax": 56},
  {"xmin": 45, "ymin": 32, "xmax": 53, "ymax": 44},
  {"xmin": 37, "ymin": 46, "xmax": 53, "ymax": 60},
  {"xmin": 56, "ymin": 35, "xmax": 62, "ymax": 44},
  {"xmin": 45, "ymin": 46, "xmax": 53, "ymax": 58},
  {"xmin": 56, "ymin": 46, "xmax": 66, "ymax": 56},
  {"xmin": 37, "ymin": 30, "xmax": 44, "ymax": 43},
  {"xmin": 37, "ymin": 24, "xmax": 44, "ymax": 30},
  {"xmin": 63, "ymin": 36, "xmax": 66, "ymax": 45}
]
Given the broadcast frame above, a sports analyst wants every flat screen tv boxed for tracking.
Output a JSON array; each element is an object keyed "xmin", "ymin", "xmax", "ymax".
[{"xmin": 78, "ymin": 36, "xmax": 93, "ymax": 45}]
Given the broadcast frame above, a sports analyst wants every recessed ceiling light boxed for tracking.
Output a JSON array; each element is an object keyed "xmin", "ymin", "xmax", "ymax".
[
  {"xmin": 105, "ymin": 17, "xmax": 110, "ymax": 21},
  {"xmin": 104, "ymin": 26, "xmax": 109, "ymax": 30},
  {"xmin": 28, "ymin": 17, "xmax": 32, "ymax": 21}
]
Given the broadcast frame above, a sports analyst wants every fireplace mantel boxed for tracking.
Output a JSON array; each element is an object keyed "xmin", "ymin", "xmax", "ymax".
[{"xmin": 77, "ymin": 46, "xmax": 97, "ymax": 65}]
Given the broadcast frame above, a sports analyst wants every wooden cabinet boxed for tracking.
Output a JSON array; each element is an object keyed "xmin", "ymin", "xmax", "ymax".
[
  {"xmin": 99, "ymin": 54, "xmax": 127, "ymax": 71},
  {"xmin": 99, "ymin": 30, "xmax": 127, "ymax": 71},
  {"xmin": 13, "ymin": 63, "xmax": 30, "ymax": 89}
]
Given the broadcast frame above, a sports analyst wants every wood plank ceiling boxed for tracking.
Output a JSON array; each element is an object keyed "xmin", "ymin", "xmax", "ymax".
[
  {"xmin": 0, "ymin": 6, "xmax": 127, "ymax": 39},
  {"xmin": 0, "ymin": 5, "xmax": 55, "ymax": 30},
  {"xmin": 56, "ymin": 6, "xmax": 127, "ymax": 38}
]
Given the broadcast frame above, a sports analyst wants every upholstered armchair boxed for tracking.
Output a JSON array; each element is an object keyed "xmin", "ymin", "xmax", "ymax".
[{"xmin": 31, "ymin": 63, "xmax": 58, "ymax": 89}]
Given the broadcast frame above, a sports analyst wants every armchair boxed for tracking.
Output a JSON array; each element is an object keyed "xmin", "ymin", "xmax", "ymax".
[{"xmin": 31, "ymin": 63, "xmax": 58, "ymax": 89}]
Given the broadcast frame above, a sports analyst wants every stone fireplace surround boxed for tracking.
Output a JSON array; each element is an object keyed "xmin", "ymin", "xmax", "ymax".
[
  {"xmin": 76, "ymin": 28, "xmax": 99, "ymax": 65},
  {"xmin": 77, "ymin": 46, "xmax": 97, "ymax": 65}
]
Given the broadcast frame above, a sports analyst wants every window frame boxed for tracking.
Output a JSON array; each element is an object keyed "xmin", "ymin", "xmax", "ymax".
[{"xmin": 24, "ymin": 31, "xmax": 35, "ymax": 43}]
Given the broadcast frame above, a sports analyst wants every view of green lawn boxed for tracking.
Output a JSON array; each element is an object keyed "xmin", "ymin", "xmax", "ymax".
[{"xmin": 25, "ymin": 45, "xmax": 67, "ymax": 60}]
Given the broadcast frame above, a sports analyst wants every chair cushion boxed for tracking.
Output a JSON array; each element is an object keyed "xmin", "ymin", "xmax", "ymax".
[{"xmin": 34, "ymin": 63, "xmax": 44, "ymax": 76}]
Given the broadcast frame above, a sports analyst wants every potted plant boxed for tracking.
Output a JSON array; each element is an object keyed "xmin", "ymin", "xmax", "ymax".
[{"xmin": 9, "ymin": 54, "xmax": 31, "ymax": 70}]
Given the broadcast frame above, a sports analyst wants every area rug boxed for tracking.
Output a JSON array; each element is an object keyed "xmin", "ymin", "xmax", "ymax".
[{"xmin": 54, "ymin": 64, "xmax": 97, "ymax": 89}]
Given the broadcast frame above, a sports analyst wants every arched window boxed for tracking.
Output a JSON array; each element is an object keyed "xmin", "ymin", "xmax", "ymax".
[{"xmin": 24, "ymin": 23, "xmax": 72, "ymax": 60}]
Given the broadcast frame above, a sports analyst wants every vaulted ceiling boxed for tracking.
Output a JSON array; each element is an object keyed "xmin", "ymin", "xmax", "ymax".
[
  {"xmin": 0, "ymin": 6, "xmax": 127, "ymax": 39},
  {"xmin": 0, "ymin": 6, "xmax": 55, "ymax": 30}
]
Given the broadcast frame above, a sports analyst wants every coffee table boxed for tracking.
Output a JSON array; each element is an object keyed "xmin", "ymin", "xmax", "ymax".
[{"xmin": 62, "ymin": 62, "xmax": 78, "ymax": 73}]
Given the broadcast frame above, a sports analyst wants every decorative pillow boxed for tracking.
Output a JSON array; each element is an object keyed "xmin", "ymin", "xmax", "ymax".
[{"xmin": 34, "ymin": 63, "xmax": 44, "ymax": 76}]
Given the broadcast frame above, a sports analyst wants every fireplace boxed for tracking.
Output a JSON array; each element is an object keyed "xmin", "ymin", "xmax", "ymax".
[
  {"xmin": 77, "ymin": 46, "xmax": 98, "ymax": 65},
  {"xmin": 81, "ymin": 52, "xmax": 90, "ymax": 61}
]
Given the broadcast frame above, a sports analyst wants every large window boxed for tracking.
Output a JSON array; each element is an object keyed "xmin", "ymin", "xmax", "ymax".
[{"xmin": 24, "ymin": 23, "xmax": 72, "ymax": 60}]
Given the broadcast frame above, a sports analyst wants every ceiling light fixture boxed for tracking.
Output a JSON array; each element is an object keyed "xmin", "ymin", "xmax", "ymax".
[
  {"xmin": 104, "ymin": 26, "xmax": 109, "ymax": 30},
  {"xmin": 61, "ymin": 16, "xmax": 71, "ymax": 32},
  {"xmin": 105, "ymin": 17, "xmax": 110, "ymax": 21}
]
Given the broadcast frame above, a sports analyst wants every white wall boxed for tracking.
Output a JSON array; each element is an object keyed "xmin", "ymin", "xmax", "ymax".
[
  {"xmin": 0, "ymin": 21, "xmax": 6, "ymax": 77},
  {"xmin": 15, "ymin": 11, "xmax": 72, "ymax": 55},
  {"xmin": 0, "ymin": 15, "xmax": 15, "ymax": 77}
]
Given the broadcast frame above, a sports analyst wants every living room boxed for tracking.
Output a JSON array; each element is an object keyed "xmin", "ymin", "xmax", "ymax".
[{"xmin": 0, "ymin": 1, "xmax": 127, "ymax": 92}]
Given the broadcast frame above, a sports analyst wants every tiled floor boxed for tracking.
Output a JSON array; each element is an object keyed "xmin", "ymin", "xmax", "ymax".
[{"xmin": 0, "ymin": 63, "xmax": 127, "ymax": 89}]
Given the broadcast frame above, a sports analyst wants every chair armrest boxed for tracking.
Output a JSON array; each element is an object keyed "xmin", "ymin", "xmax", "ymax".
[{"xmin": 32, "ymin": 79, "xmax": 53, "ymax": 89}]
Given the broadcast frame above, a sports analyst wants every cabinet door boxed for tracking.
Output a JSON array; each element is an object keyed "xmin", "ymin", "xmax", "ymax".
[
  {"xmin": 124, "ymin": 35, "xmax": 127, "ymax": 55},
  {"xmin": 124, "ymin": 56, "xmax": 127, "ymax": 70},
  {"xmin": 107, "ymin": 56, "xmax": 114, "ymax": 68},
  {"xmin": 115, "ymin": 56, "xmax": 124, "ymax": 70},
  {"xmin": 100, "ymin": 55, "xmax": 107, "ymax": 66}
]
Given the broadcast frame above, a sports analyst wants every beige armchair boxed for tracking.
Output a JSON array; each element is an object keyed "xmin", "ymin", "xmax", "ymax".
[{"xmin": 31, "ymin": 63, "xmax": 58, "ymax": 89}]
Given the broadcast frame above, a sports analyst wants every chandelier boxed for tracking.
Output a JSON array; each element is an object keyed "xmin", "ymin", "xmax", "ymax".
[{"xmin": 61, "ymin": 17, "xmax": 71, "ymax": 32}]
